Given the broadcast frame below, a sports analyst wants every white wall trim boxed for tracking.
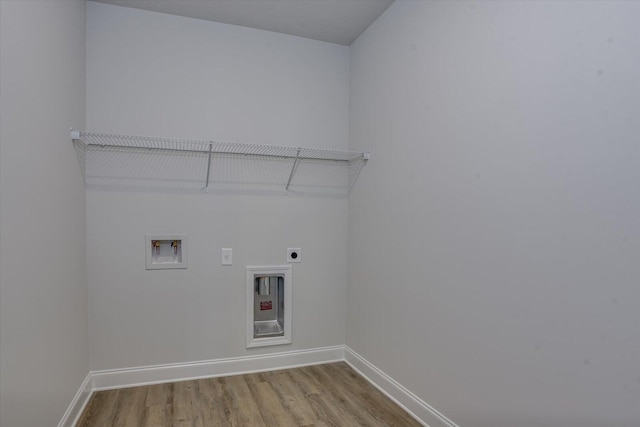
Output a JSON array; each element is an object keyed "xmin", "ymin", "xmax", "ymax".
[
  {"xmin": 344, "ymin": 346, "xmax": 458, "ymax": 427},
  {"xmin": 57, "ymin": 373, "xmax": 92, "ymax": 427},
  {"xmin": 91, "ymin": 345, "xmax": 344, "ymax": 391}
]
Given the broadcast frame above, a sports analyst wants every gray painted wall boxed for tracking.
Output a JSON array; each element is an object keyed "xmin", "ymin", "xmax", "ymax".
[
  {"xmin": 85, "ymin": 2, "xmax": 349, "ymax": 371},
  {"xmin": 0, "ymin": 1, "xmax": 88, "ymax": 426},
  {"xmin": 348, "ymin": 1, "xmax": 640, "ymax": 426}
]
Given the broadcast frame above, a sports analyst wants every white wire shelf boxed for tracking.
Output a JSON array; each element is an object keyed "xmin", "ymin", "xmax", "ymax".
[{"xmin": 71, "ymin": 130, "xmax": 369, "ymax": 195}]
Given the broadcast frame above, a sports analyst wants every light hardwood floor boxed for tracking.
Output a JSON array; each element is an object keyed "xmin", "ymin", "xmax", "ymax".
[{"xmin": 77, "ymin": 362, "xmax": 422, "ymax": 426}]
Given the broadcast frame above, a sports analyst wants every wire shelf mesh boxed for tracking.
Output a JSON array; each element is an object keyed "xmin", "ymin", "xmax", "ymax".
[{"xmin": 73, "ymin": 131, "xmax": 368, "ymax": 195}]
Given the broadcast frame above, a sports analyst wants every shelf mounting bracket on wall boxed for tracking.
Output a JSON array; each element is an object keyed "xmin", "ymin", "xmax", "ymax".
[
  {"xmin": 203, "ymin": 142, "xmax": 213, "ymax": 192},
  {"xmin": 285, "ymin": 148, "xmax": 301, "ymax": 191}
]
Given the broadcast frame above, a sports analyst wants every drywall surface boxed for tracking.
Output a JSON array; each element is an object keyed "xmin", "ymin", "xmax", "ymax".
[
  {"xmin": 0, "ymin": 1, "xmax": 88, "ymax": 426},
  {"xmin": 86, "ymin": 2, "xmax": 348, "ymax": 370},
  {"xmin": 347, "ymin": 1, "xmax": 640, "ymax": 426}
]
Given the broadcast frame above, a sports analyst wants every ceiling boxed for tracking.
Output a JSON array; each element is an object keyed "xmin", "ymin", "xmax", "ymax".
[{"xmin": 89, "ymin": 0, "xmax": 394, "ymax": 46}]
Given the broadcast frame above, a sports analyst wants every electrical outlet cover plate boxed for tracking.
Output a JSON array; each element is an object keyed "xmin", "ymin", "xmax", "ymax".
[{"xmin": 287, "ymin": 248, "xmax": 301, "ymax": 263}]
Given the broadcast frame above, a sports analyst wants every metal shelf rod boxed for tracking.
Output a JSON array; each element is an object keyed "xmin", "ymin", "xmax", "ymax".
[
  {"xmin": 70, "ymin": 130, "xmax": 369, "ymax": 194},
  {"xmin": 72, "ymin": 131, "xmax": 368, "ymax": 162},
  {"xmin": 80, "ymin": 141, "xmax": 210, "ymax": 155},
  {"xmin": 80, "ymin": 141, "xmax": 358, "ymax": 162}
]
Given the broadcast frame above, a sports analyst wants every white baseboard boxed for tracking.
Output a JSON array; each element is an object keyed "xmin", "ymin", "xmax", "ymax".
[
  {"xmin": 344, "ymin": 346, "xmax": 458, "ymax": 427},
  {"xmin": 57, "ymin": 373, "xmax": 92, "ymax": 427},
  {"xmin": 61, "ymin": 345, "xmax": 455, "ymax": 427},
  {"xmin": 91, "ymin": 345, "xmax": 345, "ymax": 391}
]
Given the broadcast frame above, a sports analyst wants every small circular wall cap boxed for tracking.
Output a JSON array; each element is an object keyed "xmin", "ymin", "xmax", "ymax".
[{"xmin": 287, "ymin": 248, "xmax": 302, "ymax": 263}]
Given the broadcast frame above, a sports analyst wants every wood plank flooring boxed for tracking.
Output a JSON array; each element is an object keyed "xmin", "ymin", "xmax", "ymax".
[{"xmin": 77, "ymin": 362, "xmax": 422, "ymax": 426}]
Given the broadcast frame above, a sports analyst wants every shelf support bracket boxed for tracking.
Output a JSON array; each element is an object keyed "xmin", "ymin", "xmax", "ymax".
[
  {"xmin": 203, "ymin": 142, "xmax": 213, "ymax": 192},
  {"xmin": 285, "ymin": 149, "xmax": 301, "ymax": 191}
]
